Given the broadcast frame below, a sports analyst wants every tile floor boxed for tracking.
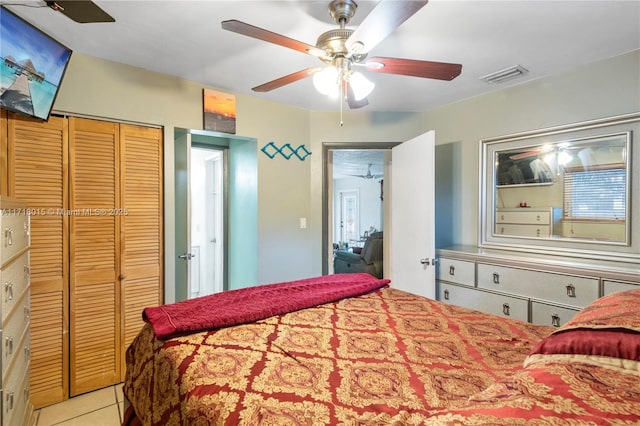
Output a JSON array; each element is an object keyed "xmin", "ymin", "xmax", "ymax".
[{"xmin": 33, "ymin": 384, "xmax": 123, "ymax": 426}]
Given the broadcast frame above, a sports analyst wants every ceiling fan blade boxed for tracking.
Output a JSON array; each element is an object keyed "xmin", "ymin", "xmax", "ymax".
[
  {"xmin": 252, "ymin": 67, "xmax": 321, "ymax": 92},
  {"xmin": 222, "ymin": 20, "xmax": 324, "ymax": 57},
  {"xmin": 366, "ymin": 57, "xmax": 462, "ymax": 81},
  {"xmin": 346, "ymin": 0, "xmax": 428, "ymax": 54},
  {"xmin": 46, "ymin": 1, "xmax": 115, "ymax": 23},
  {"xmin": 509, "ymin": 150, "xmax": 542, "ymax": 160},
  {"xmin": 346, "ymin": 84, "xmax": 369, "ymax": 109}
]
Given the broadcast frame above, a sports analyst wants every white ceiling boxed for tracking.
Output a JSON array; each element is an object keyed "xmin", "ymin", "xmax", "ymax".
[
  {"xmin": 332, "ymin": 149, "xmax": 385, "ymax": 178},
  {"xmin": 3, "ymin": 0, "xmax": 639, "ymax": 113}
]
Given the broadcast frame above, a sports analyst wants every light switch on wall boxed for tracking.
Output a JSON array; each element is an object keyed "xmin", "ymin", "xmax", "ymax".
[{"xmin": 300, "ymin": 217, "xmax": 307, "ymax": 229}]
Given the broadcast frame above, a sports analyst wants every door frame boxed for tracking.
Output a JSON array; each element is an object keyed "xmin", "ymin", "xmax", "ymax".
[
  {"xmin": 322, "ymin": 142, "xmax": 401, "ymax": 276},
  {"xmin": 174, "ymin": 131, "xmax": 233, "ymax": 301},
  {"xmin": 190, "ymin": 143, "xmax": 227, "ymax": 297}
]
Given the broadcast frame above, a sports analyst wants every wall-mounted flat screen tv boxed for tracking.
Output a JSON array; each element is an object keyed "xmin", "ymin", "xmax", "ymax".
[{"xmin": 0, "ymin": 6, "xmax": 72, "ymax": 121}]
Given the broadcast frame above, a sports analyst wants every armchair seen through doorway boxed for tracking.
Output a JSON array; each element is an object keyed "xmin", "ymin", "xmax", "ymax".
[{"xmin": 333, "ymin": 232, "xmax": 383, "ymax": 278}]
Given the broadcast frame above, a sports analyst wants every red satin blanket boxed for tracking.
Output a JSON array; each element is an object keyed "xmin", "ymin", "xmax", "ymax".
[{"xmin": 143, "ymin": 273, "xmax": 390, "ymax": 339}]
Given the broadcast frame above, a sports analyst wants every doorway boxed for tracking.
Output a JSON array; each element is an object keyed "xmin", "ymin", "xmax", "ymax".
[
  {"xmin": 322, "ymin": 142, "xmax": 400, "ymax": 275},
  {"xmin": 189, "ymin": 146, "xmax": 225, "ymax": 297},
  {"xmin": 173, "ymin": 128, "xmax": 258, "ymax": 302},
  {"xmin": 322, "ymin": 133, "xmax": 437, "ymax": 296}
]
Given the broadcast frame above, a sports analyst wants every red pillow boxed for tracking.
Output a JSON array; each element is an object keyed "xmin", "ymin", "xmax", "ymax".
[
  {"xmin": 530, "ymin": 329, "xmax": 640, "ymax": 361},
  {"xmin": 557, "ymin": 288, "xmax": 640, "ymax": 332},
  {"xmin": 529, "ymin": 289, "xmax": 640, "ymax": 361}
]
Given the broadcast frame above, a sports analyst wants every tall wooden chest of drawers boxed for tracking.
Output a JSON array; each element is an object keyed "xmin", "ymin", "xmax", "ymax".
[{"xmin": 0, "ymin": 198, "xmax": 32, "ymax": 426}]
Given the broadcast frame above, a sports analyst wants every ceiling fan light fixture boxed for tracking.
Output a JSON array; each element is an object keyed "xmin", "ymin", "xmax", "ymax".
[
  {"xmin": 222, "ymin": 0, "xmax": 461, "ymax": 115},
  {"xmin": 349, "ymin": 71, "xmax": 375, "ymax": 101},
  {"xmin": 313, "ymin": 66, "xmax": 340, "ymax": 97}
]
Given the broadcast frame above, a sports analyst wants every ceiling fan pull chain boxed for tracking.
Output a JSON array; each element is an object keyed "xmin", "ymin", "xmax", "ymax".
[{"xmin": 340, "ymin": 80, "xmax": 344, "ymax": 127}]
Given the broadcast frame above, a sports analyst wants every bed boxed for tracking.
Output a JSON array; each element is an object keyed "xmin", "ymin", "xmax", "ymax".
[{"xmin": 122, "ymin": 273, "xmax": 640, "ymax": 425}]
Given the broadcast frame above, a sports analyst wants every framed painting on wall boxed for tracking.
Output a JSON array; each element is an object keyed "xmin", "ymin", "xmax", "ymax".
[{"xmin": 203, "ymin": 88, "xmax": 236, "ymax": 134}]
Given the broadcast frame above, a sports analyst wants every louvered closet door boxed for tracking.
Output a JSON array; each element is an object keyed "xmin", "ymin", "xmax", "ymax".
[
  {"xmin": 8, "ymin": 113, "xmax": 69, "ymax": 407},
  {"xmin": 119, "ymin": 124, "xmax": 163, "ymax": 379},
  {"xmin": 69, "ymin": 117, "xmax": 121, "ymax": 395}
]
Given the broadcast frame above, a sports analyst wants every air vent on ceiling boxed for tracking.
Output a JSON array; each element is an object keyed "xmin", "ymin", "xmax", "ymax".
[{"xmin": 481, "ymin": 65, "xmax": 529, "ymax": 84}]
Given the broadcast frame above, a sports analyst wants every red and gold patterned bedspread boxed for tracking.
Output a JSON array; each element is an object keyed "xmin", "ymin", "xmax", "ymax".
[
  {"xmin": 426, "ymin": 359, "xmax": 640, "ymax": 425},
  {"xmin": 429, "ymin": 289, "xmax": 640, "ymax": 425},
  {"xmin": 123, "ymin": 287, "xmax": 553, "ymax": 425}
]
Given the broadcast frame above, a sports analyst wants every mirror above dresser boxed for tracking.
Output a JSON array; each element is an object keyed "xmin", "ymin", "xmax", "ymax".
[
  {"xmin": 436, "ymin": 113, "xmax": 639, "ymax": 328},
  {"xmin": 480, "ymin": 113, "xmax": 640, "ymax": 262}
]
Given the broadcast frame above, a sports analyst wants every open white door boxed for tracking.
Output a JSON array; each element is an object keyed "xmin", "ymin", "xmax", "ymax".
[{"xmin": 390, "ymin": 131, "xmax": 436, "ymax": 298}]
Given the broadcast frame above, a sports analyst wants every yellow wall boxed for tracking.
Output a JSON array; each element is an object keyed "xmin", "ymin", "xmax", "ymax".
[
  {"xmin": 420, "ymin": 49, "xmax": 640, "ymax": 249},
  {"xmin": 53, "ymin": 53, "xmax": 423, "ymax": 292},
  {"xmin": 51, "ymin": 49, "xmax": 640, "ymax": 293}
]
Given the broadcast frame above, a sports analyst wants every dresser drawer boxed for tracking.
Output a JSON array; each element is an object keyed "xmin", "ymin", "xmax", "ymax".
[
  {"xmin": 437, "ymin": 258, "xmax": 475, "ymax": 287},
  {"xmin": 1, "ymin": 251, "xmax": 29, "ymax": 324},
  {"xmin": 531, "ymin": 301, "xmax": 579, "ymax": 327},
  {"xmin": 0, "ymin": 214, "xmax": 29, "ymax": 267},
  {"xmin": 603, "ymin": 280, "xmax": 638, "ymax": 296},
  {"xmin": 495, "ymin": 224, "xmax": 551, "ymax": 238},
  {"xmin": 439, "ymin": 282, "xmax": 529, "ymax": 322},
  {"xmin": 2, "ymin": 326, "xmax": 29, "ymax": 380},
  {"xmin": 439, "ymin": 282, "xmax": 480, "ymax": 311},
  {"xmin": 496, "ymin": 210, "xmax": 550, "ymax": 225},
  {"xmin": 2, "ymin": 366, "xmax": 30, "ymax": 426},
  {"xmin": 2, "ymin": 291, "xmax": 30, "ymax": 369},
  {"xmin": 477, "ymin": 263, "xmax": 598, "ymax": 308}
]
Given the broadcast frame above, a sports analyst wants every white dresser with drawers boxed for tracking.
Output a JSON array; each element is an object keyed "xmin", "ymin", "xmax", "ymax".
[
  {"xmin": 0, "ymin": 198, "xmax": 32, "ymax": 426},
  {"xmin": 436, "ymin": 245, "xmax": 639, "ymax": 328}
]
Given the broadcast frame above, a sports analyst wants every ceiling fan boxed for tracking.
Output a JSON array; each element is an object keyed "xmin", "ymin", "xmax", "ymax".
[
  {"xmin": 45, "ymin": 0, "xmax": 114, "ymax": 23},
  {"xmin": 350, "ymin": 164, "xmax": 383, "ymax": 180},
  {"xmin": 221, "ymin": 0, "xmax": 462, "ymax": 110}
]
